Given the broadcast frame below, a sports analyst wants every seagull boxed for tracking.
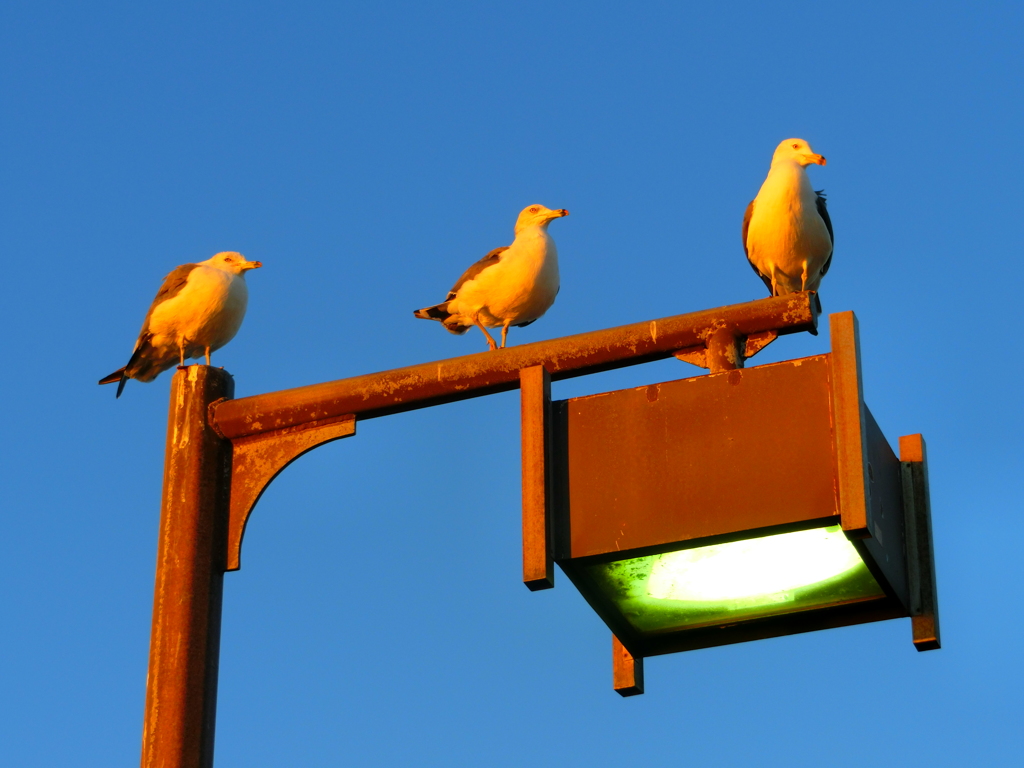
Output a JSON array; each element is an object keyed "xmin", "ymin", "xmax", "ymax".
[
  {"xmin": 99, "ymin": 252, "xmax": 262, "ymax": 397},
  {"xmin": 743, "ymin": 138, "xmax": 833, "ymax": 296},
  {"xmin": 414, "ymin": 204, "xmax": 569, "ymax": 350}
]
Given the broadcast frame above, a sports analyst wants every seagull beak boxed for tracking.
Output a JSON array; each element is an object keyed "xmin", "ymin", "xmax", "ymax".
[
  {"xmin": 553, "ymin": 209, "xmax": 569, "ymax": 218},
  {"xmin": 243, "ymin": 260, "xmax": 263, "ymax": 270},
  {"xmin": 810, "ymin": 154, "xmax": 826, "ymax": 166}
]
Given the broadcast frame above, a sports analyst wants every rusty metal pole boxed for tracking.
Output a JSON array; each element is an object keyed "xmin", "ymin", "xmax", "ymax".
[
  {"xmin": 141, "ymin": 366, "xmax": 234, "ymax": 768},
  {"xmin": 521, "ymin": 365, "xmax": 554, "ymax": 591},
  {"xmin": 706, "ymin": 327, "xmax": 743, "ymax": 373},
  {"xmin": 212, "ymin": 292, "xmax": 819, "ymax": 438},
  {"xmin": 613, "ymin": 636, "xmax": 644, "ymax": 697}
]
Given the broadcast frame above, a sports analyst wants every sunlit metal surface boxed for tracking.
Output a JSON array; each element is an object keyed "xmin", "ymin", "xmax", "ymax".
[{"xmin": 212, "ymin": 292, "xmax": 818, "ymax": 439}]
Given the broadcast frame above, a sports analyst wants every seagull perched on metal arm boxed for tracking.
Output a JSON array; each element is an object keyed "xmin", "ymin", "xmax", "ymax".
[
  {"xmin": 414, "ymin": 204, "xmax": 568, "ymax": 350},
  {"xmin": 99, "ymin": 251, "xmax": 262, "ymax": 397},
  {"xmin": 743, "ymin": 138, "xmax": 833, "ymax": 297}
]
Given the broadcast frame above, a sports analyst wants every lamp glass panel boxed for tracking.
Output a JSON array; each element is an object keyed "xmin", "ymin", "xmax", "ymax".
[{"xmin": 584, "ymin": 525, "xmax": 885, "ymax": 635}]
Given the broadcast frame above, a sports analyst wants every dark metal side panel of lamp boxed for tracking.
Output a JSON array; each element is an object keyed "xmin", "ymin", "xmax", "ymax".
[
  {"xmin": 829, "ymin": 312, "xmax": 911, "ymax": 612},
  {"xmin": 555, "ymin": 355, "xmax": 839, "ymax": 560},
  {"xmin": 856, "ymin": 407, "xmax": 911, "ymax": 611},
  {"xmin": 900, "ymin": 434, "xmax": 941, "ymax": 651}
]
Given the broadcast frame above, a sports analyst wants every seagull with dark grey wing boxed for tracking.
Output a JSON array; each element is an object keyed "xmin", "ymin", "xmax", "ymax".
[
  {"xmin": 414, "ymin": 204, "xmax": 569, "ymax": 350},
  {"xmin": 743, "ymin": 138, "xmax": 833, "ymax": 296},
  {"xmin": 99, "ymin": 252, "xmax": 262, "ymax": 397}
]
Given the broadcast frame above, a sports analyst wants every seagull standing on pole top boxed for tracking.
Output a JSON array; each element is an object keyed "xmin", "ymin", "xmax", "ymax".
[
  {"xmin": 414, "ymin": 204, "xmax": 569, "ymax": 350},
  {"xmin": 743, "ymin": 138, "xmax": 833, "ymax": 297},
  {"xmin": 99, "ymin": 252, "xmax": 262, "ymax": 398}
]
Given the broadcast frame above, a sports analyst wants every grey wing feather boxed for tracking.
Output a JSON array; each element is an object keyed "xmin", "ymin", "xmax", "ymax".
[
  {"xmin": 742, "ymin": 200, "xmax": 772, "ymax": 294},
  {"xmin": 446, "ymin": 247, "xmax": 509, "ymax": 299},
  {"xmin": 100, "ymin": 263, "xmax": 200, "ymax": 396},
  {"xmin": 136, "ymin": 264, "xmax": 200, "ymax": 341},
  {"xmin": 815, "ymin": 191, "xmax": 834, "ymax": 277}
]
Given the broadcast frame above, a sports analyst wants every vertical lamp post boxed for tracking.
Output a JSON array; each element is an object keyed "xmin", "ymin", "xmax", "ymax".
[{"xmin": 142, "ymin": 367, "xmax": 232, "ymax": 768}]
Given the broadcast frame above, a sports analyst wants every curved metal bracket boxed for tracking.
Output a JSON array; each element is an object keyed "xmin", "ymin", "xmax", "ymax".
[
  {"xmin": 226, "ymin": 413, "xmax": 356, "ymax": 571},
  {"xmin": 673, "ymin": 328, "xmax": 779, "ymax": 371}
]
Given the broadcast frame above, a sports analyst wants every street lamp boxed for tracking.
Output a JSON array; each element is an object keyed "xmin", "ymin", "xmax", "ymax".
[
  {"xmin": 136, "ymin": 292, "xmax": 937, "ymax": 766},
  {"xmin": 523, "ymin": 311, "xmax": 939, "ymax": 695}
]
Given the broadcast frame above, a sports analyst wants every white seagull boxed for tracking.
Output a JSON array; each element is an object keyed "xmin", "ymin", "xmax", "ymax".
[
  {"xmin": 99, "ymin": 251, "xmax": 262, "ymax": 397},
  {"xmin": 414, "ymin": 204, "xmax": 569, "ymax": 350},
  {"xmin": 743, "ymin": 138, "xmax": 833, "ymax": 296}
]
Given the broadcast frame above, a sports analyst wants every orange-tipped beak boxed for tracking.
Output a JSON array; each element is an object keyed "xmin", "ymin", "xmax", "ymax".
[
  {"xmin": 812, "ymin": 155, "xmax": 827, "ymax": 166},
  {"xmin": 557, "ymin": 209, "xmax": 569, "ymax": 217},
  {"xmin": 244, "ymin": 260, "xmax": 263, "ymax": 270}
]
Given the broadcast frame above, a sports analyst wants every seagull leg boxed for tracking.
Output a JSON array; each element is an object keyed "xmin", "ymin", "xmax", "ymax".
[
  {"xmin": 800, "ymin": 261, "xmax": 810, "ymax": 292},
  {"xmin": 205, "ymin": 347, "xmax": 211, "ymax": 366},
  {"xmin": 473, "ymin": 320, "xmax": 498, "ymax": 351},
  {"xmin": 177, "ymin": 344, "xmax": 186, "ymax": 370},
  {"xmin": 500, "ymin": 321, "xmax": 512, "ymax": 349}
]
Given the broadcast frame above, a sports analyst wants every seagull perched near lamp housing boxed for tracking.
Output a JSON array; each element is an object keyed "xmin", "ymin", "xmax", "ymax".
[
  {"xmin": 99, "ymin": 251, "xmax": 262, "ymax": 397},
  {"xmin": 743, "ymin": 138, "xmax": 833, "ymax": 297},
  {"xmin": 414, "ymin": 204, "xmax": 568, "ymax": 350}
]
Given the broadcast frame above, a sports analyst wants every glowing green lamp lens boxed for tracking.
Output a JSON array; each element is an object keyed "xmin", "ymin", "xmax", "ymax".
[{"xmin": 585, "ymin": 526, "xmax": 884, "ymax": 634}]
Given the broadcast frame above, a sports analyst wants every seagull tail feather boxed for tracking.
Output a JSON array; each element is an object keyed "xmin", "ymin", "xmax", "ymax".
[
  {"xmin": 98, "ymin": 367, "xmax": 130, "ymax": 398},
  {"xmin": 414, "ymin": 303, "xmax": 471, "ymax": 335},
  {"xmin": 413, "ymin": 303, "xmax": 451, "ymax": 321},
  {"xmin": 98, "ymin": 368, "xmax": 125, "ymax": 386},
  {"xmin": 100, "ymin": 334, "xmax": 155, "ymax": 398}
]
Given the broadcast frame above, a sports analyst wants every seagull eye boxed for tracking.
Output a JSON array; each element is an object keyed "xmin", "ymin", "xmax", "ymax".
[
  {"xmin": 792, "ymin": 143, "xmax": 800, "ymax": 149},
  {"xmin": 530, "ymin": 206, "xmax": 539, "ymax": 213}
]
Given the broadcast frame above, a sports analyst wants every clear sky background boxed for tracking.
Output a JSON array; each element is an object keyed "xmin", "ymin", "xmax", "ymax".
[{"xmin": 1, "ymin": 2, "xmax": 1021, "ymax": 766}]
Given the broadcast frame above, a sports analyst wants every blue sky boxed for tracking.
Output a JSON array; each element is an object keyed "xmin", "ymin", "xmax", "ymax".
[{"xmin": 1, "ymin": 2, "xmax": 1021, "ymax": 765}]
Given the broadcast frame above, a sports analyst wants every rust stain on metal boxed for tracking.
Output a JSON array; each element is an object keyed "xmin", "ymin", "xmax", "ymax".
[
  {"xmin": 706, "ymin": 327, "xmax": 743, "ymax": 373},
  {"xmin": 675, "ymin": 321, "xmax": 781, "ymax": 373},
  {"xmin": 673, "ymin": 346, "xmax": 707, "ymax": 368},
  {"xmin": 744, "ymin": 329, "xmax": 778, "ymax": 357}
]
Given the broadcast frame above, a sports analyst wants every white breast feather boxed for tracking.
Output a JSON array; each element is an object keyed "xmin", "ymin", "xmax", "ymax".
[
  {"xmin": 448, "ymin": 227, "xmax": 559, "ymax": 327},
  {"xmin": 747, "ymin": 162, "xmax": 831, "ymax": 293},
  {"xmin": 146, "ymin": 267, "xmax": 248, "ymax": 359}
]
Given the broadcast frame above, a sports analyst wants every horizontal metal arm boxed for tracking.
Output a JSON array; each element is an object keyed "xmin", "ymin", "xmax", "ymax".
[{"xmin": 212, "ymin": 292, "xmax": 819, "ymax": 440}]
